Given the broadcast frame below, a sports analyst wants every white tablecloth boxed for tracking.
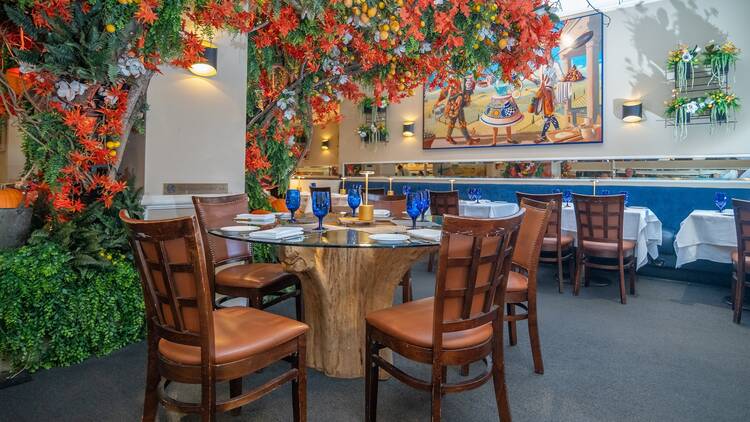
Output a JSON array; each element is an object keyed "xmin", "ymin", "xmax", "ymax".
[
  {"xmin": 459, "ymin": 200, "xmax": 519, "ymax": 218},
  {"xmin": 301, "ymin": 192, "xmax": 348, "ymax": 213},
  {"xmin": 674, "ymin": 210, "xmax": 736, "ymax": 267},
  {"xmin": 561, "ymin": 205, "xmax": 662, "ymax": 270}
]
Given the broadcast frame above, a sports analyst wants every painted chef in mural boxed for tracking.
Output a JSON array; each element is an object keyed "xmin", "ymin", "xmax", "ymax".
[
  {"xmin": 530, "ymin": 72, "xmax": 560, "ymax": 143},
  {"xmin": 432, "ymin": 77, "xmax": 480, "ymax": 145}
]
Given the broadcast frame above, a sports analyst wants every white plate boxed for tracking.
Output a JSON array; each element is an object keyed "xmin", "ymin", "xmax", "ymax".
[
  {"xmin": 220, "ymin": 226, "xmax": 260, "ymax": 234},
  {"xmin": 235, "ymin": 213, "xmax": 254, "ymax": 219},
  {"xmin": 369, "ymin": 233, "xmax": 409, "ymax": 244}
]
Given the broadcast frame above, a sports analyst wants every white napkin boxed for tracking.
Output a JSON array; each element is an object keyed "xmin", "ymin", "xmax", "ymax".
[
  {"xmin": 407, "ymin": 229, "xmax": 442, "ymax": 242},
  {"xmin": 247, "ymin": 227, "xmax": 303, "ymax": 240},
  {"xmin": 374, "ymin": 209, "xmax": 391, "ymax": 218}
]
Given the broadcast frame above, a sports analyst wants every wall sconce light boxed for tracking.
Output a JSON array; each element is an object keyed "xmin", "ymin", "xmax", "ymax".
[
  {"xmin": 622, "ymin": 100, "xmax": 643, "ymax": 123},
  {"xmin": 402, "ymin": 121, "xmax": 415, "ymax": 137},
  {"xmin": 189, "ymin": 41, "xmax": 218, "ymax": 77},
  {"xmin": 321, "ymin": 138, "xmax": 330, "ymax": 151}
]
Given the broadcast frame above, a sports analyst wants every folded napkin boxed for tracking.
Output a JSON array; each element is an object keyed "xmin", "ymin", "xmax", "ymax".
[
  {"xmin": 237, "ymin": 213, "xmax": 276, "ymax": 224},
  {"xmin": 373, "ymin": 209, "xmax": 391, "ymax": 218},
  {"xmin": 407, "ymin": 229, "xmax": 442, "ymax": 242},
  {"xmin": 247, "ymin": 226, "xmax": 303, "ymax": 240}
]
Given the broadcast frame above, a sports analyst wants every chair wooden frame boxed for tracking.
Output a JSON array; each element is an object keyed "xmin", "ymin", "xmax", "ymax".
[
  {"xmin": 192, "ymin": 194, "xmax": 303, "ymax": 320},
  {"xmin": 515, "ymin": 192, "xmax": 574, "ymax": 293},
  {"xmin": 732, "ymin": 198, "xmax": 750, "ymax": 324},
  {"xmin": 572, "ymin": 194, "xmax": 636, "ymax": 304},
  {"xmin": 365, "ymin": 212, "xmax": 524, "ymax": 422},
  {"xmin": 120, "ymin": 211, "xmax": 307, "ymax": 421},
  {"xmin": 426, "ymin": 190, "xmax": 460, "ymax": 273},
  {"xmin": 368, "ymin": 193, "xmax": 413, "ymax": 302},
  {"xmin": 506, "ymin": 198, "xmax": 553, "ymax": 375}
]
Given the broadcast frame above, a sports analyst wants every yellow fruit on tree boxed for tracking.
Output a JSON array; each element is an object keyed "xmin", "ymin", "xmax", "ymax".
[
  {"xmin": 473, "ymin": 43, "xmax": 479, "ymax": 49},
  {"xmin": 352, "ymin": 6, "xmax": 360, "ymax": 15},
  {"xmin": 380, "ymin": 30, "xmax": 389, "ymax": 40},
  {"xmin": 396, "ymin": 0, "xmax": 403, "ymax": 6},
  {"xmin": 105, "ymin": 24, "xmax": 116, "ymax": 33},
  {"xmin": 498, "ymin": 38, "xmax": 508, "ymax": 49},
  {"xmin": 109, "ymin": 150, "xmax": 117, "ymax": 157},
  {"xmin": 474, "ymin": 4, "xmax": 481, "ymax": 12},
  {"xmin": 367, "ymin": 7, "xmax": 377, "ymax": 18},
  {"xmin": 381, "ymin": 24, "xmax": 390, "ymax": 31},
  {"xmin": 360, "ymin": 14, "xmax": 370, "ymax": 24},
  {"xmin": 344, "ymin": 0, "xmax": 353, "ymax": 7},
  {"xmin": 420, "ymin": 21, "xmax": 425, "ymax": 28},
  {"xmin": 106, "ymin": 141, "xmax": 116, "ymax": 149},
  {"xmin": 398, "ymin": 83, "xmax": 405, "ymax": 90},
  {"xmin": 118, "ymin": 0, "xmax": 130, "ymax": 4},
  {"xmin": 361, "ymin": 3, "xmax": 368, "ymax": 12},
  {"xmin": 378, "ymin": 2, "xmax": 385, "ymax": 9},
  {"xmin": 391, "ymin": 22, "xmax": 400, "ymax": 32},
  {"xmin": 475, "ymin": 23, "xmax": 481, "ymax": 29},
  {"xmin": 113, "ymin": 141, "xmax": 121, "ymax": 148}
]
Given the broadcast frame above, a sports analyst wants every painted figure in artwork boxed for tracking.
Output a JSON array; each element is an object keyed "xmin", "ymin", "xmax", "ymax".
[
  {"xmin": 433, "ymin": 77, "xmax": 480, "ymax": 145},
  {"xmin": 531, "ymin": 74, "xmax": 559, "ymax": 143}
]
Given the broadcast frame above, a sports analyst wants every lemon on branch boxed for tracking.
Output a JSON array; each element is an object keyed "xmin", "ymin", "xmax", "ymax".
[{"xmin": 105, "ymin": 24, "xmax": 116, "ymax": 33}]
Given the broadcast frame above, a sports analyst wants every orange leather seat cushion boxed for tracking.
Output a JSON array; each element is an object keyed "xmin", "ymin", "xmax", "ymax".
[
  {"xmin": 216, "ymin": 263, "xmax": 292, "ymax": 289},
  {"xmin": 581, "ymin": 240, "xmax": 635, "ymax": 259},
  {"xmin": 506, "ymin": 271, "xmax": 528, "ymax": 293},
  {"xmin": 366, "ymin": 297, "xmax": 492, "ymax": 350},
  {"xmin": 159, "ymin": 307, "xmax": 307, "ymax": 365},
  {"xmin": 541, "ymin": 235, "xmax": 574, "ymax": 252}
]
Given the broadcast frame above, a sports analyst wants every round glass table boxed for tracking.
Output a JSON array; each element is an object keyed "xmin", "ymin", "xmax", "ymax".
[{"xmin": 209, "ymin": 225, "xmax": 440, "ymax": 378}]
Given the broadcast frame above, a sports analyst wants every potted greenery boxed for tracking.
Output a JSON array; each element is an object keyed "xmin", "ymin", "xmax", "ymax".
[
  {"xmin": 703, "ymin": 41, "xmax": 740, "ymax": 85},
  {"xmin": 705, "ymin": 90, "xmax": 740, "ymax": 126},
  {"xmin": 377, "ymin": 124, "xmax": 389, "ymax": 142},
  {"xmin": 665, "ymin": 95, "xmax": 696, "ymax": 140},
  {"xmin": 357, "ymin": 124, "xmax": 371, "ymax": 142},
  {"xmin": 667, "ymin": 45, "xmax": 700, "ymax": 92},
  {"xmin": 361, "ymin": 97, "xmax": 374, "ymax": 114}
]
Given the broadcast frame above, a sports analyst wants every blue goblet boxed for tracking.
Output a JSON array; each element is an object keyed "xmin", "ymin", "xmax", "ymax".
[
  {"xmin": 406, "ymin": 192, "xmax": 421, "ymax": 230},
  {"xmin": 600, "ymin": 189, "xmax": 611, "ymax": 196},
  {"xmin": 312, "ymin": 191, "xmax": 330, "ymax": 231},
  {"xmin": 285, "ymin": 189, "xmax": 300, "ymax": 223},
  {"xmin": 402, "ymin": 185, "xmax": 411, "ymax": 196},
  {"xmin": 348, "ymin": 187, "xmax": 361, "ymax": 216},
  {"xmin": 714, "ymin": 192, "xmax": 728, "ymax": 213},
  {"xmin": 474, "ymin": 188, "xmax": 482, "ymax": 203},
  {"xmin": 419, "ymin": 190, "xmax": 431, "ymax": 222},
  {"xmin": 553, "ymin": 188, "xmax": 562, "ymax": 194},
  {"xmin": 563, "ymin": 190, "xmax": 573, "ymax": 207},
  {"xmin": 619, "ymin": 191, "xmax": 630, "ymax": 207},
  {"xmin": 467, "ymin": 187, "xmax": 476, "ymax": 202}
]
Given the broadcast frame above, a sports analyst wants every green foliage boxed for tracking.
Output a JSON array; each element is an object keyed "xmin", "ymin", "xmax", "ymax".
[
  {"xmin": 30, "ymin": 183, "xmax": 144, "ymax": 270},
  {"xmin": 21, "ymin": 112, "xmax": 77, "ymax": 190},
  {"xmin": 0, "ymin": 240, "xmax": 145, "ymax": 371}
]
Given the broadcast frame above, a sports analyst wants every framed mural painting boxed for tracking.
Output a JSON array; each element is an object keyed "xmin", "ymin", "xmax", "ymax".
[{"xmin": 423, "ymin": 13, "xmax": 604, "ymax": 150}]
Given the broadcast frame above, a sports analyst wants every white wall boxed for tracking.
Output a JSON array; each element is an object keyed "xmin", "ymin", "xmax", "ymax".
[
  {"xmin": 339, "ymin": 0, "xmax": 750, "ymax": 165},
  {"xmin": 140, "ymin": 31, "xmax": 247, "ymax": 217}
]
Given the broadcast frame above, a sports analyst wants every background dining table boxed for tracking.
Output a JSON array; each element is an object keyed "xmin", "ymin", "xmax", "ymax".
[
  {"xmin": 673, "ymin": 209, "xmax": 736, "ymax": 267},
  {"xmin": 458, "ymin": 199, "xmax": 519, "ymax": 218},
  {"xmin": 210, "ymin": 217, "xmax": 439, "ymax": 379},
  {"xmin": 560, "ymin": 204, "xmax": 663, "ymax": 270}
]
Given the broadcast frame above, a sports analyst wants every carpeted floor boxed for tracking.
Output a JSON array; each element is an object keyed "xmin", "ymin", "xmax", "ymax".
[{"xmin": 2, "ymin": 262, "xmax": 749, "ymax": 422}]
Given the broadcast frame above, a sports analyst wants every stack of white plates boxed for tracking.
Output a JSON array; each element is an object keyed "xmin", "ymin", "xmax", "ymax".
[
  {"xmin": 373, "ymin": 209, "xmax": 391, "ymax": 219},
  {"xmin": 247, "ymin": 226, "xmax": 304, "ymax": 240},
  {"xmin": 220, "ymin": 226, "xmax": 260, "ymax": 234},
  {"xmin": 236, "ymin": 213, "xmax": 276, "ymax": 225}
]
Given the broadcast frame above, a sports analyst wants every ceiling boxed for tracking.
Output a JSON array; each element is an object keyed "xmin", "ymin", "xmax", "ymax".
[{"xmin": 557, "ymin": 0, "xmax": 663, "ymax": 17}]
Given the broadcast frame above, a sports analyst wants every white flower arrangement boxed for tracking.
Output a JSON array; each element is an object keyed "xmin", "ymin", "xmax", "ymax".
[
  {"xmin": 56, "ymin": 80, "xmax": 88, "ymax": 102},
  {"xmin": 117, "ymin": 56, "xmax": 146, "ymax": 78}
]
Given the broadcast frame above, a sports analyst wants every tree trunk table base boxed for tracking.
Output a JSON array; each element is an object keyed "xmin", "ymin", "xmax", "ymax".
[{"xmin": 280, "ymin": 245, "xmax": 434, "ymax": 378}]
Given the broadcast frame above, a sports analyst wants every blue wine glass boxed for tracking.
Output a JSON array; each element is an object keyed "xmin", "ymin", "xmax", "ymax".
[
  {"xmin": 419, "ymin": 190, "xmax": 431, "ymax": 222},
  {"xmin": 563, "ymin": 190, "xmax": 573, "ymax": 207},
  {"xmin": 467, "ymin": 187, "xmax": 476, "ymax": 202},
  {"xmin": 474, "ymin": 188, "xmax": 482, "ymax": 203},
  {"xmin": 285, "ymin": 189, "xmax": 300, "ymax": 223},
  {"xmin": 402, "ymin": 185, "xmax": 411, "ymax": 195},
  {"xmin": 714, "ymin": 192, "xmax": 728, "ymax": 213},
  {"xmin": 619, "ymin": 191, "xmax": 630, "ymax": 207},
  {"xmin": 312, "ymin": 191, "xmax": 330, "ymax": 231},
  {"xmin": 600, "ymin": 189, "xmax": 611, "ymax": 196},
  {"xmin": 406, "ymin": 192, "xmax": 421, "ymax": 230},
  {"xmin": 552, "ymin": 188, "xmax": 562, "ymax": 194},
  {"xmin": 348, "ymin": 187, "xmax": 361, "ymax": 216}
]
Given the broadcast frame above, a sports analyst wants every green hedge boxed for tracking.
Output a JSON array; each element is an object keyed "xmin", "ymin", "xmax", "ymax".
[{"xmin": 0, "ymin": 240, "xmax": 145, "ymax": 371}]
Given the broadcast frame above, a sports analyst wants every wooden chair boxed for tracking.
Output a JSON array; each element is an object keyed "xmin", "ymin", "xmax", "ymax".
[
  {"xmin": 310, "ymin": 186, "xmax": 333, "ymax": 212},
  {"xmin": 506, "ymin": 198, "xmax": 552, "ymax": 374},
  {"xmin": 365, "ymin": 212, "xmax": 524, "ymax": 422},
  {"xmin": 515, "ymin": 192, "xmax": 574, "ymax": 293},
  {"xmin": 120, "ymin": 211, "xmax": 308, "ymax": 421},
  {"xmin": 731, "ymin": 198, "xmax": 750, "ymax": 324},
  {"xmin": 369, "ymin": 194, "xmax": 411, "ymax": 302},
  {"xmin": 192, "ymin": 194, "xmax": 303, "ymax": 320},
  {"xmin": 426, "ymin": 190, "xmax": 460, "ymax": 272},
  {"xmin": 572, "ymin": 194, "xmax": 636, "ymax": 304}
]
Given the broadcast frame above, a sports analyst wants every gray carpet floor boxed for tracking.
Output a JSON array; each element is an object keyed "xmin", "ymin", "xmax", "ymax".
[{"xmin": 2, "ymin": 262, "xmax": 750, "ymax": 422}]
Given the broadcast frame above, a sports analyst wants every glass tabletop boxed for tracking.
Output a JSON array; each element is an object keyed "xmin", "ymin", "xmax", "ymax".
[{"xmin": 208, "ymin": 227, "xmax": 440, "ymax": 249}]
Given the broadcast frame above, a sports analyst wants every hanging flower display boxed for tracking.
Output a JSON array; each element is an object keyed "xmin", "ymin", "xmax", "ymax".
[
  {"xmin": 703, "ymin": 41, "xmax": 740, "ymax": 85},
  {"xmin": 667, "ymin": 45, "xmax": 700, "ymax": 92}
]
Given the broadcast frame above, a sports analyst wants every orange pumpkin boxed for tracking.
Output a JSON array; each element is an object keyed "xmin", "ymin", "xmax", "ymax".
[
  {"xmin": 5, "ymin": 68, "xmax": 28, "ymax": 96},
  {"xmin": 0, "ymin": 188, "xmax": 24, "ymax": 208},
  {"xmin": 270, "ymin": 198, "xmax": 289, "ymax": 212}
]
